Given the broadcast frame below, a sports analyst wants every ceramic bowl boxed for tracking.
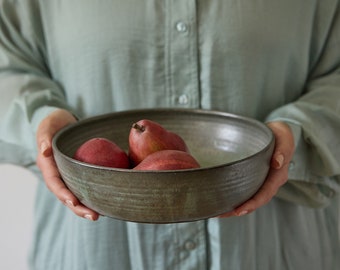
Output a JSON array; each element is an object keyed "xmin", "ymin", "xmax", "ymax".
[{"xmin": 52, "ymin": 108, "xmax": 275, "ymax": 223}]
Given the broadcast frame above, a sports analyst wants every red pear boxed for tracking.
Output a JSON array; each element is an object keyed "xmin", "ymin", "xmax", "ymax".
[
  {"xmin": 128, "ymin": 119, "xmax": 189, "ymax": 166},
  {"xmin": 74, "ymin": 137, "xmax": 130, "ymax": 168},
  {"xmin": 133, "ymin": 150, "xmax": 200, "ymax": 171}
]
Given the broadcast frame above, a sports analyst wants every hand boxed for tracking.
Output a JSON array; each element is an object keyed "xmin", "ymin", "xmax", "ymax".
[
  {"xmin": 36, "ymin": 109, "xmax": 100, "ymax": 221},
  {"xmin": 219, "ymin": 121, "xmax": 295, "ymax": 218}
]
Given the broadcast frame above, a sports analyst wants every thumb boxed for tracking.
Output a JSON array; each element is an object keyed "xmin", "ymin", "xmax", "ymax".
[
  {"xmin": 36, "ymin": 109, "xmax": 77, "ymax": 157},
  {"xmin": 266, "ymin": 121, "xmax": 295, "ymax": 170}
]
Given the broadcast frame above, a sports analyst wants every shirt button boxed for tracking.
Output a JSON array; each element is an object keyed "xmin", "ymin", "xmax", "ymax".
[
  {"xmin": 178, "ymin": 94, "xmax": 189, "ymax": 105},
  {"xmin": 176, "ymin": 21, "xmax": 188, "ymax": 33},
  {"xmin": 184, "ymin": 240, "xmax": 197, "ymax": 251}
]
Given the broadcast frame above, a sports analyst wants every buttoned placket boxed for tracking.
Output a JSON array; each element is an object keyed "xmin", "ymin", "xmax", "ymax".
[
  {"xmin": 163, "ymin": 1, "xmax": 208, "ymax": 269},
  {"xmin": 164, "ymin": 0, "xmax": 201, "ymax": 108},
  {"xmin": 171, "ymin": 222, "xmax": 208, "ymax": 270}
]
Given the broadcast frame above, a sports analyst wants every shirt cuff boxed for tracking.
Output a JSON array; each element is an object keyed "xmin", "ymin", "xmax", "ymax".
[{"xmin": 30, "ymin": 106, "xmax": 65, "ymax": 133}]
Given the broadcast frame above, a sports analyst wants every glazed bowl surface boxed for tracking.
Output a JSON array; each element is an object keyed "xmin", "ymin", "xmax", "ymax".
[{"xmin": 52, "ymin": 108, "xmax": 275, "ymax": 223}]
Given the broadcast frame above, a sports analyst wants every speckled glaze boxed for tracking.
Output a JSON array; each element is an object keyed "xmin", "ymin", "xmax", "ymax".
[{"xmin": 52, "ymin": 109, "xmax": 275, "ymax": 223}]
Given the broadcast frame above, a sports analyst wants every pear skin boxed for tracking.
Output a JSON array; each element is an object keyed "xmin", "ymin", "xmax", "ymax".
[
  {"xmin": 128, "ymin": 119, "xmax": 189, "ymax": 166},
  {"xmin": 74, "ymin": 137, "xmax": 130, "ymax": 168},
  {"xmin": 133, "ymin": 150, "xmax": 200, "ymax": 171}
]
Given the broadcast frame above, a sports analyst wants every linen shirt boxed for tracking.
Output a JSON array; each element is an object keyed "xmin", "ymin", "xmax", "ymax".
[{"xmin": 1, "ymin": 1, "xmax": 340, "ymax": 269}]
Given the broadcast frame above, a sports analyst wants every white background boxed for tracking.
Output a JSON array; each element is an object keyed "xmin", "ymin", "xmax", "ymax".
[
  {"xmin": 0, "ymin": 164, "xmax": 37, "ymax": 270},
  {"xmin": 0, "ymin": 75, "xmax": 36, "ymax": 269}
]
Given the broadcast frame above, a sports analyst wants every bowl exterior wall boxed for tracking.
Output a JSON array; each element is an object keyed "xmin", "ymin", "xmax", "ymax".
[{"xmin": 53, "ymin": 109, "xmax": 275, "ymax": 223}]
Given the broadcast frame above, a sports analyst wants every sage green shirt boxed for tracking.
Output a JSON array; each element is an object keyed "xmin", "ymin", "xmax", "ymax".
[{"xmin": 1, "ymin": 1, "xmax": 340, "ymax": 269}]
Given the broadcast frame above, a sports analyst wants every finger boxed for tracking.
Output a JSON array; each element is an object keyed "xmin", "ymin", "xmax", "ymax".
[
  {"xmin": 36, "ymin": 153, "xmax": 100, "ymax": 220},
  {"xmin": 37, "ymin": 153, "xmax": 77, "ymax": 204},
  {"xmin": 218, "ymin": 210, "xmax": 235, "ymax": 218},
  {"xmin": 233, "ymin": 164, "xmax": 289, "ymax": 216},
  {"xmin": 65, "ymin": 202, "xmax": 100, "ymax": 221}
]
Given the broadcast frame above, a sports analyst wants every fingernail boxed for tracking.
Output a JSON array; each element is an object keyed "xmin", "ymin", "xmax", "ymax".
[
  {"xmin": 273, "ymin": 154, "xmax": 284, "ymax": 169},
  {"xmin": 66, "ymin": 200, "xmax": 74, "ymax": 208},
  {"xmin": 84, "ymin": 214, "xmax": 94, "ymax": 221},
  {"xmin": 237, "ymin": 210, "xmax": 249, "ymax": 216},
  {"xmin": 40, "ymin": 141, "xmax": 50, "ymax": 156}
]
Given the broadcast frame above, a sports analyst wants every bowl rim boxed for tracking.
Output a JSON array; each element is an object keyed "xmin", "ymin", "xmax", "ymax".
[{"xmin": 52, "ymin": 108, "xmax": 275, "ymax": 173}]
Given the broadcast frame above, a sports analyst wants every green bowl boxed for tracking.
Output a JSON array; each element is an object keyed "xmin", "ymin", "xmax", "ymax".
[{"xmin": 52, "ymin": 108, "xmax": 275, "ymax": 223}]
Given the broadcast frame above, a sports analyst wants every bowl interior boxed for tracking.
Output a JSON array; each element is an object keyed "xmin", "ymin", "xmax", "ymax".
[{"xmin": 55, "ymin": 109, "xmax": 272, "ymax": 169}]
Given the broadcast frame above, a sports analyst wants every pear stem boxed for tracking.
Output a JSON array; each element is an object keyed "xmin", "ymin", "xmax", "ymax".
[{"xmin": 132, "ymin": 123, "xmax": 145, "ymax": 132}]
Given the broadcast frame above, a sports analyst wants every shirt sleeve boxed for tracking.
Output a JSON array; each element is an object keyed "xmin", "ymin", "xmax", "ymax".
[
  {"xmin": 0, "ymin": 1, "xmax": 74, "ymax": 166},
  {"xmin": 265, "ymin": 5, "xmax": 340, "ymax": 207}
]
